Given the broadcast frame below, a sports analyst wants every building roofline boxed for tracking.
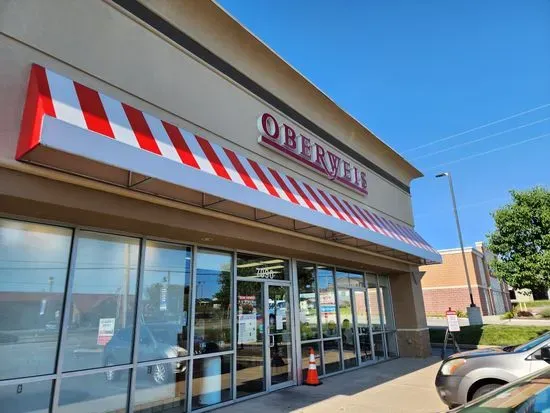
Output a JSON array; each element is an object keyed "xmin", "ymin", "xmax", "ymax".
[{"xmin": 212, "ymin": 0, "xmax": 423, "ymax": 181}]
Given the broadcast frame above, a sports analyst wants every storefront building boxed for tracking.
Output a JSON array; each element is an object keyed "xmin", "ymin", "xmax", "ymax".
[{"xmin": 0, "ymin": 1, "xmax": 440, "ymax": 412}]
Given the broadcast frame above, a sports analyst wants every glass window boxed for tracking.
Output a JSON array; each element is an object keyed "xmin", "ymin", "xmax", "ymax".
[
  {"xmin": 194, "ymin": 250, "xmax": 232, "ymax": 354},
  {"xmin": 138, "ymin": 241, "xmax": 191, "ymax": 362},
  {"xmin": 301, "ymin": 342, "xmax": 321, "ymax": 380},
  {"xmin": 58, "ymin": 370, "xmax": 130, "ymax": 413},
  {"xmin": 336, "ymin": 269, "xmax": 364, "ymax": 288},
  {"xmin": 63, "ymin": 232, "xmax": 139, "ymax": 372},
  {"xmin": 373, "ymin": 334, "xmax": 386, "ymax": 361},
  {"xmin": 236, "ymin": 253, "xmax": 289, "ymax": 280},
  {"xmin": 322, "ymin": 340, "xmax": 342, "ymax": 374},
  {"xmin": 297, "ymin": 262, "xmax": 319, "ymax": 341},
  {"xmin": 379, "ymin": 276, "xmax": 395, "ymax": 331},
  {"xmin": 134, "ymin": 362, "xmax": 188, "ymax": 412},
  {"xmin": 338, "ymin": 289, "xmax": 357, "ymax": 369},
  {"xmin": 386, "ymin": 333, "xmax": 398, "ymax": 358},
  {"xmin": 367, "ymin": 275, "xmax": 382, "ymax": 331},
  {"xmin": 192, "ymin": 355, "xmax": 232, "ymax": 409},
  {"xmin": 236, "ymin": 281, "xmax": 264, "ymax": 398},
  {"xmin": 0, "ymin": 219, "xmax": 72, "ymax": 380},
  {"xmin": 318, "ymin": 266, "xmax": 338, "ymax": 338},
  {"xmin": 0, "ymin": 380, "xmax": 52, "ymax": 413}
]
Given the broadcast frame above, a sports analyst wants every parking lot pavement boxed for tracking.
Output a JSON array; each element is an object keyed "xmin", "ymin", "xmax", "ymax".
[{"xmin": 214, "ymin": 356, "xmax": 447, "ymax": 413}]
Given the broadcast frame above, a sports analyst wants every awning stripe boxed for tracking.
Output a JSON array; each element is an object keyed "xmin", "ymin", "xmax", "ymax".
[{"xmin": 16, "ymin": 64, "xmax": 439, "ymax": 261}]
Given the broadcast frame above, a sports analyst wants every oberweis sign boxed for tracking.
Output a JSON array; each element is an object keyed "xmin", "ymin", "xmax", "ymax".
[{"xmin": 257, "ymin": 113, "xmax": 368, "ymax": 195}]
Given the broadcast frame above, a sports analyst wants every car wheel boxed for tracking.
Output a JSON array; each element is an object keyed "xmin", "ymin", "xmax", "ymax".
[
  {"xmin": 104, "ymin": 359, "xmax": 120, "ymax": 382},
  {"xmin": 151, "ymin": 363, "xmax": 168, "ymax": 385},
  {"xmin": 472, "ymin": 383, "xmax": 503, "ymax": 400}
]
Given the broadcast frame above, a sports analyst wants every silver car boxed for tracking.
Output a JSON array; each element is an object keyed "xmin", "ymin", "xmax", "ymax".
[{"xmin": 436, "ymin": 331, "xmax": 550, "ymax": 408}]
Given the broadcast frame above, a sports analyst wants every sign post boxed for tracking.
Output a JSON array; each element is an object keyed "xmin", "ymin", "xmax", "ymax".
[{"xmin": 441, "ymin": 308, "xmax": 461, "ymax": 359}]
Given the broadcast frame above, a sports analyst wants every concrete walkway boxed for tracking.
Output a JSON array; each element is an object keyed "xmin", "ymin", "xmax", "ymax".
[
  {"xmin": 427, "ymin": 316, "xmax": 550, "ymax": 328},
  {"xmin": 214, "ymin": 357, "xmax": 446, "ymax": 413}
]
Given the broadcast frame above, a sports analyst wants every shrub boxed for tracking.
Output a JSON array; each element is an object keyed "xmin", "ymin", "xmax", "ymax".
[
  {"xmin": 516, "ymin": 310, "xmax": 534, "ymax": 317},
  {"xmin": 539, "ymin": 308, "xmax": 550, "ymax": 318},
  {"xmin": 501, "ymin": 311, "xmax": 515, "ymax": 320},
  {"xmin": 456, "ymin": 310, "xmax": 467, "ymax": 318}
]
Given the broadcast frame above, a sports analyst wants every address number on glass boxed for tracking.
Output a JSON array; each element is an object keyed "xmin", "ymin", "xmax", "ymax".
[{"xmin": 256, "ymin": 267, "xmax": 277, "ymax": 279}]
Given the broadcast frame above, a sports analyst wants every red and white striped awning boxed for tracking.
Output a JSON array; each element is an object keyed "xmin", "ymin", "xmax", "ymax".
[{"xmin": 16, "ymin": 64, "xmax": 440, "ymax": 264}]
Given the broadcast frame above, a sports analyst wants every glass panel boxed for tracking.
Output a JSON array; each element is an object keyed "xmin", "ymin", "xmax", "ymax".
[
  {"xmin": 64, "ymin": 232, "xmax": 139, "ymax": 372},
  {"xmin": 379, "ymin": 278, "xmax": 395, "ymax": 331},
  {"xmin": 301, "ymin": 342, "xmax": 321, "ymax": 381},
  {"xmin": 0, "ymin": 219, "xmax": 72, "ymax": 379},
  {"xmin": 194, "ymin": 249, "xmax": 232, "ymax": 354},
  {"xmin": 134, "ymin": 362, "xmax": 188, "ymax": 412},
  {"xmin": 373, "ymin": 333, "xmax": 386, "ymax": 361},
  {"xmin": 138, "ymin": 241, "xmax": 191, "ymax": 362},
  {"xmin": 336, "ymin": 269, "xmax": 365, "ymax": 288},
  {"xmin": 236, "ymin": 281, "xmax": 264, "ymax": 398},
  {"xmin": 354, "ymin": 290, "xmax": 373, "ymax": 363},
  {"xmin": 236, "ymin": 253, "xmax": 289, "ymax": 280},
  {"xmin": 322, "ymin": 340, "xmax": 342, "ymax": 374},
  {"xmin": 367, "ymin": 275, "xmax": 383, "ymax": 331},
  {"xmin": 58, "ymin": 369, "xmax": 130, "ymax": 413},
  {"xmin": 318, "ymin": 266, "xmax": 338, "ymax": 338},
  {"xmin": 191, "ymin": 355, "xmax": 232, "ymax": 409},
  {"xmin": 0, "ymin": 380, "xmax": 52, "ymax": 413},
  {"xmin": 386, "ymin": 333, "xmax": 399, "ymax": 358},
  {"xmin": 338, "ymin": 289, "xmax": 357, "ymax": 369},
  {"xmin": 269, "ymin": 285, "xmax": 293, "ymax": 385},
  {"xmin": 297, "ymin": 262, "xmax": 318, "ymax": 341}
]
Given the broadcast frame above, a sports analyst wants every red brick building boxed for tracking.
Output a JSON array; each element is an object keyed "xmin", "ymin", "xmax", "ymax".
[{"xmin": 420, "ymin": 242, "xmax": 511, "ymax": 316}]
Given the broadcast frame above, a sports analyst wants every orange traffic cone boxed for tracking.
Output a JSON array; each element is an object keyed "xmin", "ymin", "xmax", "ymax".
[{"xmin": 304, "ymin": 347, "xmax": 321, "ymax": 386}]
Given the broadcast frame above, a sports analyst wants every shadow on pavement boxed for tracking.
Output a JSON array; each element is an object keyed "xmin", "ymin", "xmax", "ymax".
[{"xmin": 214, "ymin": 356, "xmax": 445, "ymax": 413}]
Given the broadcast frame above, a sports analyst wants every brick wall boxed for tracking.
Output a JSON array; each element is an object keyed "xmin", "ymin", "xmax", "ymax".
[{"xmin": 423, "ymin": 286, "xmax": 493, "ymax": 315}]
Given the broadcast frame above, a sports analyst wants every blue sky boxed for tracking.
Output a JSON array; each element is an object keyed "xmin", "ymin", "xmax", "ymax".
[{"xmin": 217, "ymin": 0, "xmax": 550, "ymax": 250}]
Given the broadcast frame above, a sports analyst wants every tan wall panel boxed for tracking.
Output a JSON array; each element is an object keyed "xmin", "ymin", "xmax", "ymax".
[{"xmin": 0, "ymin": 0, "xmax": 415, "ymax": 225}]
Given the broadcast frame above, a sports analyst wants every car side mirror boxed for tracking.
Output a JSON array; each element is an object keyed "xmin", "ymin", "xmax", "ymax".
[{"xmin": 541, "ymin": 347, "xmax": 550, "ymax": 362}]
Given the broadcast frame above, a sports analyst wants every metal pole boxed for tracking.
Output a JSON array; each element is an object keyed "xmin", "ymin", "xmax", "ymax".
[{"xmin": 446, "ymin": 173, "xmax": 476, "ymax": 308}]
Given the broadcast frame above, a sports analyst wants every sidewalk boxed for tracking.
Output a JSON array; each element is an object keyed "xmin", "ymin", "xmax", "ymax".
[
  {"xmin": 214, "ymin": 357, "xmax": 446, "ymax": 413},
  {"xmin": 427, "ymin": 316, "xmax": 550, "ymax": 328}
]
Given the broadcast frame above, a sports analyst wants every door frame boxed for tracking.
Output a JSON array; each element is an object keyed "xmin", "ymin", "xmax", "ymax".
[
  {"xmin": 236, "ymin": 277, "xmax": 296, "ymax": 394},
  {"xmin": 264, "ymin": 281, "xmax": 296, "ymax": 391},
  {"xmin": 350, "ymin": 287, "xmax": 376, "ymax": 366}
]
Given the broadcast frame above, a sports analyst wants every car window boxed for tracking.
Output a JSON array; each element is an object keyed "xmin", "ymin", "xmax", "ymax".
[{"xmin": 515, "ymin": 333, "xmax": 550, "ymax": 353}]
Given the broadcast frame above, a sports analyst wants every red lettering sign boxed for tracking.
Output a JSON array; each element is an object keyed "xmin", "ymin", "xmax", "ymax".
[{"xmin": 257, "ymin": 112, "xmax": 368, "ymax": 195}]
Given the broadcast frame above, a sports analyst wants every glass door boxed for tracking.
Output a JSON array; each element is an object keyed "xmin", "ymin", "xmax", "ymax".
[
  {"xmin": 353, "ymin": 290, "xmax": 373, "ymax": 364},
  {"xmin": 267, "ymin": 284, "xmax": 293, "ymax": 389},
  {"xmin": 337, "ymin": 289, "xmax": 358, "ymax": 369}
]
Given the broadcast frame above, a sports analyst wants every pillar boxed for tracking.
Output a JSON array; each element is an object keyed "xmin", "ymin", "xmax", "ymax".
[{"xmin": 390, "ymin": 271, "xmax": 431, "ymax": 358}]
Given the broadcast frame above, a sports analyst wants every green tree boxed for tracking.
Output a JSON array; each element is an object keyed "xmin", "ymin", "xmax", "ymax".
[{"xmin": 487, "ymin": 187, "xmax": 550, "ymax": 291}]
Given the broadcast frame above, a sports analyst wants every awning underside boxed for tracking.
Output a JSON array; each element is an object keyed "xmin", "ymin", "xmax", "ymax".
[{"xmin": 16, "ymin": 64, "xmax": 441, "ymax": 265}]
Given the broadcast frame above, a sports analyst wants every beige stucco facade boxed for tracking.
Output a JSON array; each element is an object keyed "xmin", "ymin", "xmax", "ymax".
[{"xmin": 0, "ymin": 1, "xmax": 436, "ymax": 410}]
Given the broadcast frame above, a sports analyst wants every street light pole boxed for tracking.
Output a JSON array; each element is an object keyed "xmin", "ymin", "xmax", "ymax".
[{"xmin": 436, "ymin": 172, "xmax": 476, "ymax": 308}]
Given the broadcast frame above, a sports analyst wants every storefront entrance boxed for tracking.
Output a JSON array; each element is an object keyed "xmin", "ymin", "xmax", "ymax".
[{"xmin": 236, "ymin": 280, "xmax": 294, "ymax": 398}]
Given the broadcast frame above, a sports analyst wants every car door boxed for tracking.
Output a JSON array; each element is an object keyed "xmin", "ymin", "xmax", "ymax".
[{"xmin": 528, "ymin": 345, "xmax": 550, "ymax": 373}]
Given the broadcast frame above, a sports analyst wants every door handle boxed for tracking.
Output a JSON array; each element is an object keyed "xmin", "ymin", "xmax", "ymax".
[{"xmin": 270, "ymin": 334, "xmax": 275, "ymax": 347}]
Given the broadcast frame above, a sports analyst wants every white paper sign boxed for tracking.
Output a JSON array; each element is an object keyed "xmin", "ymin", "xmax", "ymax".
[
  {"xmin": 238, "ymin": 314, "xmax": 257, "ymax": 344},
  {"xmin": 446, "ymin": 310, "xmax": 461, "ymax": 332},
  {"xmin": 276, "ymin": 313, "xmax": 284, "ymax": 330},
  {"xmin": 97, "ymin": 318, "xmax": 116, "ymax": 345}
]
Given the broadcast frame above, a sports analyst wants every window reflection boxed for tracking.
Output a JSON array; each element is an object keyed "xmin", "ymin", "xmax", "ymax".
[
  {"xmin": 318, "ymin": 267, "xmax": 338, "ymax": 338},
  {"xmin": 237, "ymin": 253, "xmax": 288, "ymax": 280},
  {"xmin": 58, "ymin": 370, "xmax": 129, "ymax": 413},
  {"xmin": 367, "ymin": 275, "xmax": 382, "ymax": 331},
  {"xmin": 0, "ymin": 380, "xmax": 52, "ymax": 413},
  {"xmin": 0, "ymin": 219, "xmax": 72, "ymax": 380},
  {"xmin": 192, "ymin": 355, "xmax": 232, "ymax": 409},
  {"xmin": 322, "ymin": 340, "xmax": 342, "ymax": 374},
  {"xmin": 134, "ymin": 362, "xmax": 188, "ymax": 412},
  {"xmin": 63, "ymin": 232, "xmax": 139, "ymax": 372},
  {"xmin": 194, "ymin": 250, "xmax": 232, "ymax": 354},
  {"xmin": 297, "ymin": 262, "xmax": 319, "ymax": 340},
  {"xmin": 138, "ymin": 241, "xmax": 191, "ymax": 362}
]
